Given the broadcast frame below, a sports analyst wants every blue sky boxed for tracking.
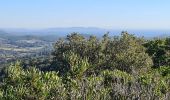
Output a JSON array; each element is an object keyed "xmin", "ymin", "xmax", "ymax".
[{"xmin": 0, "ymin": 0, "xmax": 170, "ymax": 30}]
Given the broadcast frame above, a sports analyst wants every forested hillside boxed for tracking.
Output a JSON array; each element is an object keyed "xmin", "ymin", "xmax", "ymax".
[{"xmin": 0, "ymin": 32, "xmax": 170, "ymax": 100}]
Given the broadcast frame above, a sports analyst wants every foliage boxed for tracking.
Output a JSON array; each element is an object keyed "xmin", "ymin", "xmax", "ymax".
[
  {"xmin": 0, "ymin": 62, "xmax": 169, "ymax": 100},
  {"xmin": 144, "ymin": 37, "xmax": 170, "ymax": 67},
  {"xmin": 52, "ymin": 32, "xmax": 153, "ymax": 75},
  {"xmin": 0, "ymin": 32, "xmax": 170, "ymax": 99},
  {"xmin": 1, "ymin": 62, "xmax": 66, "ymax": 100}
]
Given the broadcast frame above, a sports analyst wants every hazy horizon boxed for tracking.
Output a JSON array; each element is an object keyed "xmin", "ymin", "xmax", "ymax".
[{"xmin": 0, "ymin": 0, "xmax": 170, "ymax": 30}]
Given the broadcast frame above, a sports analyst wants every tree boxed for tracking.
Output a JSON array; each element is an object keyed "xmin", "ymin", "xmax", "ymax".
[
  {"xmin": 51, "ymin": 32, "xmax": 153, "ymax": 75},
  {"xmin": 144, "ymin": 38, "xmax": 170, "ymax": 67}
]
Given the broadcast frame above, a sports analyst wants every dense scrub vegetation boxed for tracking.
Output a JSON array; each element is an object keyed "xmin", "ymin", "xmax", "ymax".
[{"xmin": 0, "ymin": 32, "xmax": 170, "ymax": 100}]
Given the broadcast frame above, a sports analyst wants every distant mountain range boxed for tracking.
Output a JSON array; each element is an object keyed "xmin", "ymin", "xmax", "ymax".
[{"xmin": 1, "ymin": 27, "xmax": 170, "ymax": 38}]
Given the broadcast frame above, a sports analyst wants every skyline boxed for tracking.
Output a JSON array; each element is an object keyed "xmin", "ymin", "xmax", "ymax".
[{"xmin": 0, "ymin": 0, "xmax": 170, "ymax": 30}]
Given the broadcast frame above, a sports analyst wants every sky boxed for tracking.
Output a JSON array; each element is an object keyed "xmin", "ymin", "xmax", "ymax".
[{"xmin": 0, "ymin": 0, "xmax": 170, "ymax": 30}]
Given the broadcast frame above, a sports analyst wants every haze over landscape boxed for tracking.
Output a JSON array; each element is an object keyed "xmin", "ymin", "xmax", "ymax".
[{"xmin": 0, "ymin": 0, "xmax": 170, "ymax": 36}]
